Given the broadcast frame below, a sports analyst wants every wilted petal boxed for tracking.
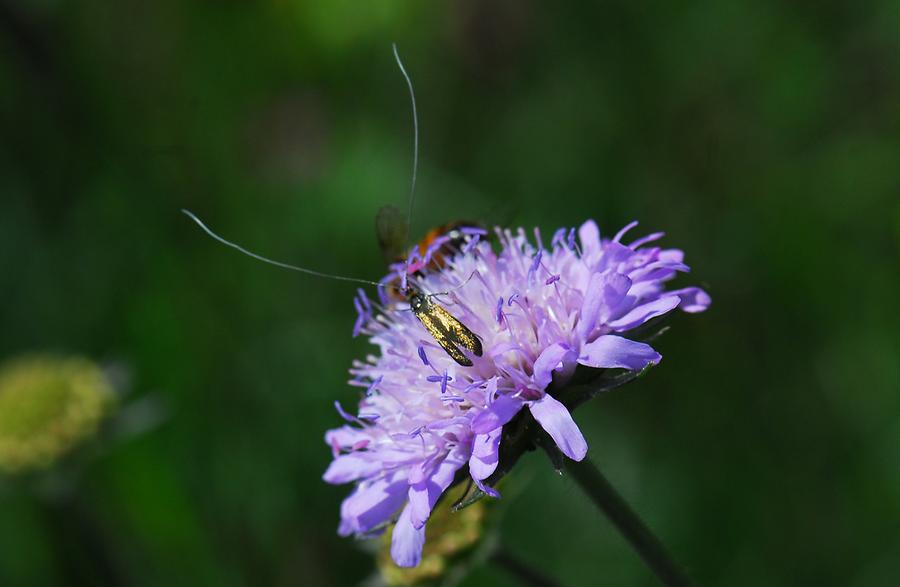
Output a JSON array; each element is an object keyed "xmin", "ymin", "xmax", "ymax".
[
  {"xmin": 607, "ymin": 296, "xmax": 681, "ymax": 331},
  {"xmin": 578, "ymin": 335, "xmax": 661, "ymax": 370},
  {"xmin": 469, "ymin": 429, "xmax": 502, "ymax": 480},
  {"xmin": 471, "ymin": 394, "xmax": 524, "ymax": 434},
  {"xmin": 529, "ymin": 394, "xmax": 588, "ymax": 461},
  {"xmin": 532, "ymin": 343, "xmax": 577, "ymax": 390},
  {"xmin": 391, "ymin": 503, "xmax": 426, "ymax": 568}
]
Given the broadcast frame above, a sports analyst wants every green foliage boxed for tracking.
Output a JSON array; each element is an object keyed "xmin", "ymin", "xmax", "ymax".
[{"xmin": 1, "ymin": 0, "xmax": 898, "ymax": 585}]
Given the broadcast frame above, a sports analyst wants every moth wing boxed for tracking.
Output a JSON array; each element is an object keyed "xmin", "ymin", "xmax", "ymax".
[
  {"xmin": 375, "ymin": 205, "xmax": 409, "ymax": 263},
  {"xmin": 415, "ymin": 310, "xmax": 473, "ymax": 367},
  {"xmin": 430, "ymin": 304, "xmax": 483, "ymax": 358}
]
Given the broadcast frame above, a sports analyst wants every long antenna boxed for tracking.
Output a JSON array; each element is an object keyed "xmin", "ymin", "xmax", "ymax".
[
  {"xmin": 392, "ymin": 43, "xmax": 418, "ymax": 252},
  {"xmin": 182, "ymin": 209, "xmax": 394, "ymax": 289}
]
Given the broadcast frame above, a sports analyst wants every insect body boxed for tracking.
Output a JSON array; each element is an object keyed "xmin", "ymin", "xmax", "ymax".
[
  {"xmin": 408, "ymin": 291, "xmax": 483, "ymax": 367},
  {"xmin": 377, "ymin": 206, "xmax": 483, "ymax": 302},
  {"xmin": 413, "ymin": 220, "xmax": 482, "ymax": 270}
]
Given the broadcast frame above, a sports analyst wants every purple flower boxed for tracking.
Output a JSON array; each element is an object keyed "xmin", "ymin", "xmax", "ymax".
[{"xmin": 324, "ymin": 219, "xmax": 710, "ymax": 567}]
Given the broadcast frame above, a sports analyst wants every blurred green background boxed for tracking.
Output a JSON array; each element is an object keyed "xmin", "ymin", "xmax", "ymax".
[{"xmin": 1, "ymin": 0, "xmax": 899, "ymax": 585}]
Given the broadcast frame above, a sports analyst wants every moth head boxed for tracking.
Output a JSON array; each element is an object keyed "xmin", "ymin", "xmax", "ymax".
[{"xmin": 408, "ymin": 291, "xmax": 427, "ymax": 311}]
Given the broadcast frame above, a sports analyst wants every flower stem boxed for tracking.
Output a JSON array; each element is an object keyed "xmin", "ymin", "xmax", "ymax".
[
  {"xmin": 564, "ymin": 457, "xmax": 694, "ymax": 587},
  {"xmin": 490, "ymin": 546, "xmax": 563, "ymax": 587}
]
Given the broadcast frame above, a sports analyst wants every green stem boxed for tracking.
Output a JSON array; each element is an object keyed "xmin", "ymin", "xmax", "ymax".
[
  {"xmin": 490, "ymin": 546, "xmax": 563, "ymax": 587},
  {"xmin": 564, "ymin": 457, "xmax": 695, "ymax": 587}
]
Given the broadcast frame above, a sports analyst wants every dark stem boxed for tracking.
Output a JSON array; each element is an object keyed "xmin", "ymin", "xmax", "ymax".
[
  {"xmin": 490, "ymin": 546, "xmax": 564, "ymax": 587},
  {"xmin": 564, "ymin": 457, "xmax": 695, "ymax": 587},
  {"xmin": 41, "ymin": 490, "xmax": 125, "ymax": 587}
]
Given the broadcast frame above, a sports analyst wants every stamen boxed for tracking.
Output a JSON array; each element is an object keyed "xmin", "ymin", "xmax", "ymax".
[
  {"xmin": 528, "ymin": 249, "xmax": 543, "ymax": 282},
  {"xmin": 613, "ymin": 220, "xmax": 639, "ymax": 243},
  {"xmin": 365, "ymin": 376, "xmax": 384, "ymax": 397},
  {"xmin": 551, "ymin": 227, "xmax": 567, "ymax": 249},
  {"xmin": 357, "ymin": 288, "xmax": 371, "ymax": 312},
  {"xmin": 462, "ymin": 234, "xmax": 481, "ymax": 255},
  {"xmin": 460, "ymin": 226, "xmax": 488, "ymax": 236},
  {"xmin": 629, "ymin": 231, "xmax": 665, "ymax": 250}
]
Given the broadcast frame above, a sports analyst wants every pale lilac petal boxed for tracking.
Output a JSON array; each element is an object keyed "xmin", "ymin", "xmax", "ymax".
[
  {"xmin": 578, "ymin": 335, "xmax": 661, "ymax": 370},
  {"xmin": 579, "ymin": 273, "xmax": 632, "ymax": 338},
  {"xmin": 469, "ymin": 429, "xmax": 502, "ymax": 480},
  {"xmin": 659, "ymin": 248, "xmax": 684, "ymax": 263},
  {"xmin": 578, "ymin": 220, "xmax": 601, "ymax": 257},
  {"xmin": 598, "ymin": 241, "xmax": 634, "ymax": 272},
  {"xmin": 529, "ymin": 394, "xmax": 588, "ymax": 461},
  {"xmin": 340, "ymin": 476, "xmax": 408, "ymax": 535},
  {"xmin": 599, "ymin": 272, "xmax": 633, "ymax": 322},
  {"xmin": 471, "ymin": 394, "xmax": 524, "ymax": 434},
  {"xmin": 391, "ymin": 503, "xmax": 426, "ymax": 568},
  {"xmin": 532, "ymin": 343, "xmax": 577, "ymax": 390},
  {"xmin": 408, "ymin": 450, "xmax": 466, "ymax": 529},
  {"xmin": 323, "ymin": 453, "xmax": 382, "ymax": 484},
  {"xmin": 324, "ymin": 426, "xmax": 368, "ymax": 449},
  {"xmin": 667, "ymin": 286, "xmax": 712, "ymax": 313},
  {"xmin": 577, "ymin": 273, "xmax": 604, "ymax": 339},
  {"xmin": 607, "ymin": 296, "xmax": 681, "ymax": 331}
]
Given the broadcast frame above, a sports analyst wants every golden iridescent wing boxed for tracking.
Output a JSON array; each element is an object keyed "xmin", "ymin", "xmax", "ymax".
[{"xmin": 413, "ymin": 299, "xmax": 483, "ymax": 367}]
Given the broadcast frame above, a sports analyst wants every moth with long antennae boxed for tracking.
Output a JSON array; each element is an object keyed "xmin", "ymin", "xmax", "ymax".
[{"xmin": 182, "ymin": 45, "xmax": 484, "ymax": 367}]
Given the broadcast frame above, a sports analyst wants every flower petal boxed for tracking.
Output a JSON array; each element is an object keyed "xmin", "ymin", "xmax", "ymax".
[
  {"xmin": 577, "ymin": 272, "xmax": 604, "ymax": 339},
  {"xmin": 578, "ymin": 272, "xmax": 632, "ymax": 338},
  {"xmin": 578, "ymin": 220, "xmax": 601, "ymax": 257},
  {"xmin": 324, "ymin": 426, "xmax": 369, "ymax": 450},
  {"xmin": 607, "ymin": 296, "xmax": 681, "ymax": 331},
  {"xmin": 529, "ymin": 394, "xmax": 588, "ymax": 461},
  {"xmin": 471, "ymin": 394, "xmax": 524, "ymax": 434},
  {"xmin": 578, "ymin": 335, "xmax": 661, "ymax": 370},
  {"xmin": 391, "ymin": 503, "xmax": 426, "ymax": 568},
  {"xmin": 667, "ymin": 286, "xmax": 712, "ymax": 313},
  {"xmin": 408, "ymin": 451, "xmax": 466, "ymax": 529},
  {"xmin": 532, "ymin": 343, "xmax": 577, "ymax": 391},
  {"xmin": 339, "ymin": 475, "xmax": 408, "ymax": 535},
  {"xmin": 469, "ymin": 429, "xmax": 502, "ymax": 480},
  {"xmin": 323, "ymin": 453, "xmax": 382, "ymax": 484}
]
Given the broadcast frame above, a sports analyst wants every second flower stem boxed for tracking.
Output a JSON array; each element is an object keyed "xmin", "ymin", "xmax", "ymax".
[{"xmin": 564, "ymin": 457, "xmax": 695, "ymax": 587}]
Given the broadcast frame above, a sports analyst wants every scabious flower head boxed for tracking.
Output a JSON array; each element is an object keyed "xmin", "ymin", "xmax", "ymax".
[
  {"xmin": 325, "ymin": 220, "xmax": 710, "ymax": 567},
  {"xmin": 0, "ymin": 355, "xmax": 115, "ymax": 474}
]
